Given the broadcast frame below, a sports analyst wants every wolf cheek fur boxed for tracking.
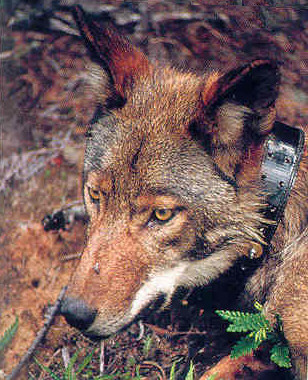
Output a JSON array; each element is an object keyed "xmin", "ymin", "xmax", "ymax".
[{"xmin": 60, "ymin": 6, "xmax": 308, "ymax": 379}]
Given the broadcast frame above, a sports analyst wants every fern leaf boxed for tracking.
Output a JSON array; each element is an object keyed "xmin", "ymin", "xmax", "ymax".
[
  {"xmin": 254, "ymin": 327, "xmax": 269, "ymax": 344},
  {"xmin": 270, "ymin": 344, "xmax": 292, "ymax": 368},
  {"xmin": 230, "ymin": 335, "xmax": 262, "ymax": 359},
  {"xmin": 0, "ymin": 316, "xmax": 19, "ymax": 351},
  {"xmin": 216, "ymin": 309, "xmax": 272, "ymax": 334},
  {"xmin": 253, "ymin": 301, "xmax": 263, "ymax": 312},
  {"xmin": 215, "ymin": 310, "xmax": 248, "ymax": 323},
  {"xmin": 216, "ymin": 304, "xmax": 293, "ymax": 369}
]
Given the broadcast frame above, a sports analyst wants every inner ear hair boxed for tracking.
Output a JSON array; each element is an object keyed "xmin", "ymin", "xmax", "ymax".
[
  {"xmin": 86, "ymin": 62, "xmax": 126, "ymax": 109},
  {"xmin": 215, "ymin": 101, "xmax": 277, "ymax": 146},
  {"xmin": 203, "ymin": 60, "xmax": 280, "ymax": 128},
  {"xmin": 214, "ymin": 102, "xmax": 253, "ymax": 147}
]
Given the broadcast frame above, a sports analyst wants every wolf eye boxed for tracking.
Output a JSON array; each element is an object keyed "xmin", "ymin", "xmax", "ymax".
[
  {"xmin": 153, "ymin": 209, "xmax": 174, "ymax": 222},
  {"xmin": 88, "ymin": 187, "xmax": 100, "ymax": 203}
]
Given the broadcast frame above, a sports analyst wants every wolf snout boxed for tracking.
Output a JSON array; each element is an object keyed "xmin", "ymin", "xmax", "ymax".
[{"xmin": 61, "ymin": 296, "xmax": 97, "ymax": 332}]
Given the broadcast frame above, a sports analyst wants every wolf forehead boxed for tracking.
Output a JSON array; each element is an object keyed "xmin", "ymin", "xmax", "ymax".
[
  {"xmin": 84, "ymin": 68, "xmax": 222, "ymax": 178},
  {"xmin": 83, "ymin": 108, "xmax": 234, "ymax": 209}
]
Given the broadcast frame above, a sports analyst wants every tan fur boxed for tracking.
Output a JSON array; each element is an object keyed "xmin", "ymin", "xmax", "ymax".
[
  {"xmin": 268, "ymin": 229, "xmax": 308, "ymax": 379},
  {"xmin": 200, "ymin": 353, "xmax": 276, "ymax": 380},
  {"xmin": 61, "ymin": 7, "xmax": 308, "ymax": 379},
  {"xmin": 257, "ymin": 228, "xmax": 308, "ymax": 380}
]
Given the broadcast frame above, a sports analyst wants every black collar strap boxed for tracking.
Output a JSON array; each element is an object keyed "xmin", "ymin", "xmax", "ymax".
[{"xmin": 261, "ymin": 121, "xmax": 305, "ymax": 244}]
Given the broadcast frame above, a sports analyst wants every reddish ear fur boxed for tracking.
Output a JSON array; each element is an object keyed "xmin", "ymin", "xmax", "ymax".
[{"xmin": 73, "ymin": 5, "xmax": 152, "ymax": 101}]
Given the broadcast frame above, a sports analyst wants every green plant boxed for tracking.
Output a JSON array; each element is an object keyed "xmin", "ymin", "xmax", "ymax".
[
  {"xmin": 142, "ymin": 334, "xmax": 154, "ymax": 358},
  {"xmin": 99, "ymin": 370, "xmax": 141, "ymax": 380},
  {"xmin": 169, "ymin": 359, "xmax": 194, "ymax": 380},
  {"xmin": 204, "ymin": 375, "xmax": 218, "ymax": 380},
  {"xmin": 184, "ymin": 361, "xmax": 194, "ymax": 380},
  {"xmin": 0, "ymin": 316, "xmax": 19, "ymax": 352},
  {"xmin": 216, "ymin": 301, "xmax": 292, "ymax": 368},
  {"xmin": 169, "ymin": 360, "xmax": 178, "ymax": 380},
  {"xmin": 34, "ymin": 349, "xmax": 94, "ymax": 380},
  {"xmin": 35, "ymin": 348, "xmax": 145, "ymax": 380}
]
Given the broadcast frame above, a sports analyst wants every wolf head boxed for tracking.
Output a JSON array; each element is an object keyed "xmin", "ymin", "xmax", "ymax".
[{"xmin": 61, "ymin": 6, "xmax": 280, "ymax": 338}]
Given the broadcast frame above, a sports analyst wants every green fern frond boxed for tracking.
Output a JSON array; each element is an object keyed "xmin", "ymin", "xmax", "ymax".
[
  {"xmin": 253, "ymin": 301, "xmax": 263, "ymax": 312},
  {"xmin": 270, "ymin": 344, "xmax": 292, "ymax": 368},
  {"xmin": 0, "ymin": 316, "xmax": 19, "ymax": 352},
  {"xmin": 230, "ymin": 335, "xmax": 262, "ymax": 358},
  {"xmin": 215, "ymin": 309, "xmax": 250, "ymax": 323},
  {"xmin": 216, "ymin": 302, "xmax": 292, "ymax": 368},
  {"xmin": 220, "ymin": 312, "xmax": 272, "ymax": 334}
]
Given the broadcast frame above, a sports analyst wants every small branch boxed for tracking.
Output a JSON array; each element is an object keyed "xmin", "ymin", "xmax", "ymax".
[
  {"xmin": 139, "ymin": 361, "xmax": 166, "ymax": 380},
  {"xmin": 7, "ymin": 286, "xmax": 67, "ymax": 380},
  {"xmin": 136, "ymin": 320, "xmax": 145, "ymax": 341},
  {"xmin": 99, "ymin": 341, "xmax": 105, "ymax": 376},
  {"xmin": 145, "ymin": 323, "xmax": 208, "ymax": 338},
  {"xmin": 61, "ymin": 346, "xmax": 70, "ymax": 369}
]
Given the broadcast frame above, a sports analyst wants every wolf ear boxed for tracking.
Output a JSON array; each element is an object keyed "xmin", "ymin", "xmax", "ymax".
[
  {"xmin": 72, "ymin": 5, "xmax": 151, "ymax": 107},
  {"xmin": 199, "ymin": 60, "xmax": 280, "ymax": 179}
]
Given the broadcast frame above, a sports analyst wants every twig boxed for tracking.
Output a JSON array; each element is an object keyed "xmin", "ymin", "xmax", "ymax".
[
  {"xmin": 61, "ymin": 346, "xmax": 70, "ymax": 369},
  {"xmin": 7, "ymin": 286, "xmax": 67, "ymax": 380},
  {"xmin": 136, "ymin": 320, "xmax": 145, "ymax": 341},
  {"xmin": 145, "ymin": 323, "xmax": 208, "ymax": 338},
  {"xmin": 139, "ymin": 361, "xmax": 166, "ymax": 380},
  {"xmin": 99, "ymin": 340, "xmax": 105, "ymax": 376},
  {"xmin": 60, "ymin": 252, "xmax": 82, "ymax": 262}
]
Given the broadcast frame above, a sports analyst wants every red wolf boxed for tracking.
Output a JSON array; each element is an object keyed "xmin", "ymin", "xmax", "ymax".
[{"xmin": 60, "ymin": 6, "xmax": 307, "ymax": 379}]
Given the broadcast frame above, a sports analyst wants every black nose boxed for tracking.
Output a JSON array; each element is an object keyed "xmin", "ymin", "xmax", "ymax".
[{"xmin": 61, "ymin": 296, "xmax": 97, "ymax": 331}]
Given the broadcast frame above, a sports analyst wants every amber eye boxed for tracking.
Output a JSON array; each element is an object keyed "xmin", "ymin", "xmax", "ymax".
[
  {"xmin": 88, "ymin": 187, "xmax": 100, "ymax": 203},
  {"xmin": 154, "ymin": 209, "xmax": 174, "ymax": 222}
]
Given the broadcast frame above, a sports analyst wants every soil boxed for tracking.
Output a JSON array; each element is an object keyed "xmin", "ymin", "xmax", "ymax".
[{"xmin": 0, "ymin": 1, "xmax": 306, "ymax": 379}]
